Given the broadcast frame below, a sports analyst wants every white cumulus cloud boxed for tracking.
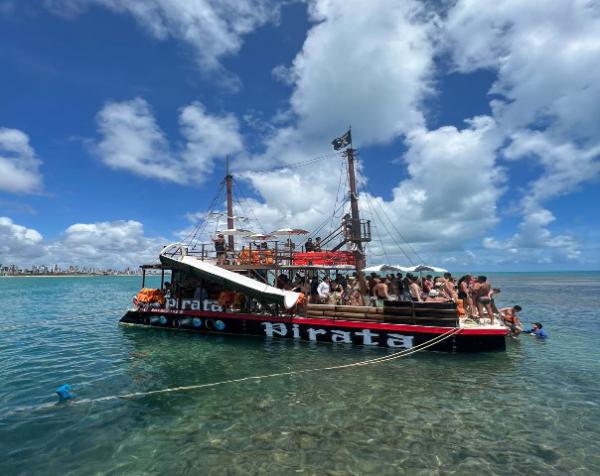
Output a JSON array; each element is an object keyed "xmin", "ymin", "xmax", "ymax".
[
  {"xmin": 96, "ymin": 98, "xmax": 243, "ymax": 184},
  {"xmin": 0, "ymin": 127, "xmax": 43, "ymax": 194},
  {"xmin": 0, "ymin": 217, "xmax": 45, "ymax": 261},
  {"xmin": 0, "ymin": 217, "xmax": 167, "ymax": 268},
  {"xmin": 444, "ymin": 0, "xmax": 600, "ymax": 260}
]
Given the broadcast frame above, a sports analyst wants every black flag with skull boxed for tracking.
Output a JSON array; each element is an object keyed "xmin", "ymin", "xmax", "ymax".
[{"xmin": 331, "ymin": 129, "xmax": 352, "ymax": 150}]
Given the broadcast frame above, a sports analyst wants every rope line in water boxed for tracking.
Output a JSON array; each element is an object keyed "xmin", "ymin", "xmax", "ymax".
[
  {"xmin": 83, "ymin": 328, "xmax": 461, "ymax": 403},
  {"xmin": 1, "ymin": 328, "xmax": 460, "ymax": 418}
]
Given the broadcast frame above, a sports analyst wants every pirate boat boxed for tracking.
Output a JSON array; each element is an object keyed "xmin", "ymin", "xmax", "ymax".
[{"xmin": 120, "ymin": 133, "xmax": 510, "ymax": 352}]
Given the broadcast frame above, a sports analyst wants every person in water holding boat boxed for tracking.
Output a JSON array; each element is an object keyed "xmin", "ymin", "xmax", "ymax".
[{"xmin": 524, "ymin": 322, "xmax": 548, "ymax": 338}]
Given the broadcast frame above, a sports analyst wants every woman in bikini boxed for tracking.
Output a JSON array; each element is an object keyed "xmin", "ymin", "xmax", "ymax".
[
  {"xmin": 474, "ymin": 276, "xmax": 495, "ymax": 324},
  {"xmin": 458, "ymin": 275, "xmax": 475, "ymax": 317}
]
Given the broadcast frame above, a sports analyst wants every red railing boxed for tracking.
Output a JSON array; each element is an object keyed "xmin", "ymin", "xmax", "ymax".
[{"xmin": 292, "ymin": 251, "xmax": 355, "ymax": 266}]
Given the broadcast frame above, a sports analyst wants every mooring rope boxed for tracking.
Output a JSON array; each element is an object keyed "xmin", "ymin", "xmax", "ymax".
[
  {"xmin": 1, "ymin": 328, "xmax": 461, "ymax": 418},
  {"xmin": 82, "ymin": 328, "xmax": 462, "ymax": 402}
]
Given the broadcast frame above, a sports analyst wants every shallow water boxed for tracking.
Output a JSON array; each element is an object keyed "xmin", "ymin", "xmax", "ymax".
[{"xmin": 1, "ymin": 273, "xmax": 599, "ymax": 475}]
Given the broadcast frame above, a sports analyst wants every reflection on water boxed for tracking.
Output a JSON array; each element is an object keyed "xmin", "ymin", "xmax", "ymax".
[{"xmin": 1, "ymin": 274, "xmax": 599, "ymax": 475}]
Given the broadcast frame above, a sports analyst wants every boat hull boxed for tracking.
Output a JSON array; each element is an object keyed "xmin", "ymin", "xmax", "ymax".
[{"xmin": 120, "ymin": 309, "xmax": 507, "ymax": 353}]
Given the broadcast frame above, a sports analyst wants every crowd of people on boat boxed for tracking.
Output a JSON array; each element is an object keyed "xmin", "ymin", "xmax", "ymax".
[
  {"xmin": 275, "ymin": 271, "xmax": 537, "ymax": 331},
  {"xmin": 209, "ymin": 234, "xmax": 547, "ymax": 335}
]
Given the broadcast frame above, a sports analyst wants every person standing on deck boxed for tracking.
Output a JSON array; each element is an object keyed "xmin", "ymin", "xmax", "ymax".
[
  {"xmin": 309, "ymin": 276, "xmax": 319, "ymax": 303},
  {"xmin": 347, "ymin": 276, "xmax": 364, "ymax": 306},
  {"xmin": 395, "ymin": 273, "xmax": 405, "ymax": 299},
  {"xmin": 473, "ymin": 276, "xmax": 495, "ymax": 324},
  {"xmin": 443, "ymin": 275, "xmax": 458, "ymax": 301},
  {"xmin": 213, "ymin": 234, "xmax": 226, "ymax": 265},
  {"xmin": 372, "ymin": 278, "xmax": 391, "ymax": 306},
  {"xmin": 409, "ymin": 275, "xmax": 423, "ymax": 302},
  {"xmin": 305, "ymin": 238, "xmax": 314, "ymax": 252},
  {"xmin": 458, "ymin": 275, "xmax": 475, "ymax": 317},
  {"xmin": 317, "ymin": 277, "xmax": 331, "ymax": 303},
  {"xmin": 314, "ymin": 237, "xmax": 323, "ymax": 251}
]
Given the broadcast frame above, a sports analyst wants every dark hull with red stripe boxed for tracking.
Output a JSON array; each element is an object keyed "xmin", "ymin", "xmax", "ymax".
[{"xmin": 120, "ymin": 309, "xmax": 508, "ymax": 353}]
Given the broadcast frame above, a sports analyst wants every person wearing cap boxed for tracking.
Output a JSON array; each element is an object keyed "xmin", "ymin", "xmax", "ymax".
[{"xmin": 524, "ymin": 322, "xmax": 548, "ymax": 338}]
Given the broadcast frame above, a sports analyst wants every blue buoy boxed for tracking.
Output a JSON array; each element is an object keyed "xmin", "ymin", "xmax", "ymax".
[{"xmin": 56, "ymin": 384, "xmax": 74, "ymax": 402}]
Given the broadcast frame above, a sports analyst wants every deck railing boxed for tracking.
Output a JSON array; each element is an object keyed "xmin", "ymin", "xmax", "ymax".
[{"xmin": 161, "ymin": 241, "xmax": 356, "ymax": 268}]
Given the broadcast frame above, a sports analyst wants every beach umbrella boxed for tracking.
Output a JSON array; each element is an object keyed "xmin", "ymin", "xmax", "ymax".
[
  {"xmin": 217, "ymin": 228, "xmax": 254, "ymax": 237},
  {"xmin": 245, "ymin": 233, "xmax": 276, "ymax": 241},
  {"xmin": 362, "ymin": 264, "xmax": 403, "ymax": 274},
  {"xmin": 270, "ymin": 228, "xmax": 310, "ymax": 236},
  {"xmin": 399, "ymin": 264, "xmax": 448, "ymax": 273}
]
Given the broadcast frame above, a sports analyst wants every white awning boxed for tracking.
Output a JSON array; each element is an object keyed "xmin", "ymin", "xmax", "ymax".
[{"xmin": 160, "ymin": 246, "xmax": 301, "ymax": 309}]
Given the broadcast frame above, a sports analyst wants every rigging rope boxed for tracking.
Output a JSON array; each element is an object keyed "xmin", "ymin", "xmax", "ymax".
[
  {"xmin": 232, "ymin": 180, "xmax": 267, "ymax": 235},
  {"xmin": 233, "ymin": 152, "xmax": 343, "ymax": 175},
  {"xmin": 362, "ymin": 192, "xmax": 416, "ymax": 265},
  {"xmin": 84, "ymin": 328, "xmax": 463, "ymax": 401},
  {"xmin": 363, "ymin": 192, "xmax": 393, "ymax": 263},
  {"xmin": 328, "ymin": 158, "xmax": 347, "ymax": 236},
  {"xmin": 182, "ymin": 181, "xmax": 226, "ymax": 247},
  {"xmin": 362, "ymin": 182, "xmax": 427, "ymax": 265}
]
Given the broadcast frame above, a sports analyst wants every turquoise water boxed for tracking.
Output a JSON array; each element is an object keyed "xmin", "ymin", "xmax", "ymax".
[{"xmin": 1, "ymin": 273, "xmax": 599, "ymax": 475}]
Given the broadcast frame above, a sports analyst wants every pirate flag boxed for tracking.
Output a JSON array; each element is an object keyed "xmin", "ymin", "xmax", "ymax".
[{"xmin": 331, "ymin": 129, "xmax": 352, "ymax": 150}]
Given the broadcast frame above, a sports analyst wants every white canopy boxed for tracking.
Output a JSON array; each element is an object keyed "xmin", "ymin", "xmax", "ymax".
[
  {"xmin": 362, "ymin": 264, "xmax": 403, "ymax": 274},
  {"xmin": 363, "ymin": 264, "xmax": 448, "ymax": 274},
  {"xmin": 160, "ymin": 244, "xmax": 301, "ymax": 309},
  {"xmin": 398, "ymin": 264, "xmax": 448, "ymax": 273}
]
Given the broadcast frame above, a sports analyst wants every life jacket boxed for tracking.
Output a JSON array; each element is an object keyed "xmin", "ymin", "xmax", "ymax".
[{"xmin": 135, "ymin": 288, "xmax": 165, "ymax": 306}]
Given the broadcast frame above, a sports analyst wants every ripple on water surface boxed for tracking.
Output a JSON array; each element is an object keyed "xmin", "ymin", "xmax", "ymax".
[{"xmin": 0, "ymin": 274, "xmax": 599, "ymax": 475}]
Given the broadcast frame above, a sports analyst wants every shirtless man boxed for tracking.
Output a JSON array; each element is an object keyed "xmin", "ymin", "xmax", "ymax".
[
  {"xmin": 444, "ymin": 277, "xmax": 458, "ymax": 302},
  {"xmin": 458, "ymin": 275, "xmax": 474, "ymax": 317},
  {"xmin": 501, "ymin": 305, "xmax": 523, "ymax": 336},
  {"xmin": 473, "ymin": 276, "xmax": 495, "ymax": 324},
  {"xmin": 372, "ymin": 278, "xmax": 391, "ymax": 306},
  {"xmin": 408, "ymin": 276, "xmax": 423, "ymax": 302}
]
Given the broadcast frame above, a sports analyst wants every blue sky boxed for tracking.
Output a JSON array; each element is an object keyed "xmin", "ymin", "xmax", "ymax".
[{"xmin": 0, "ymin": 0, "xmax": 599, "ymax": 270}]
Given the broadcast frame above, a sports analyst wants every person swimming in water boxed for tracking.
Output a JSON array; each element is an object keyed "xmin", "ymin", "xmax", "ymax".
[{"xmin": 524, "ymin": 322, "xmax": 548, "ymax": 338}]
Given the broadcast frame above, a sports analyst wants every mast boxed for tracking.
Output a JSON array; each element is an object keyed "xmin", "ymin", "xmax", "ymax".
[
  {"xmin": 225, "ymin": 156, "xmax": 235, "ymax": 251},
  {"xmin": 344, "ymin": 147, "xmax": 368, "ymax": 295}
]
